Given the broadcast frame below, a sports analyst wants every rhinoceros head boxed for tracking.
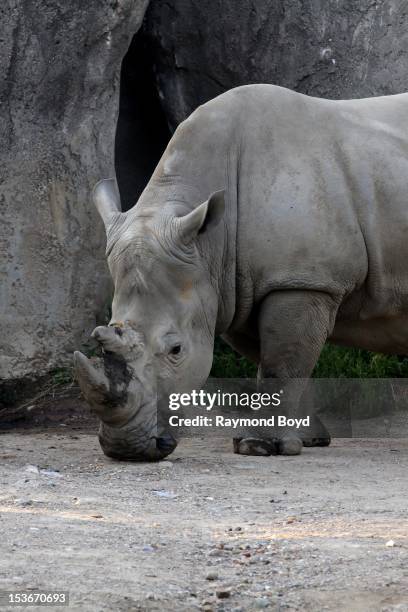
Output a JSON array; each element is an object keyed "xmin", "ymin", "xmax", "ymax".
[{"xmin": 74, "ymin": 179, "xmax": 224, "ymax": 461}]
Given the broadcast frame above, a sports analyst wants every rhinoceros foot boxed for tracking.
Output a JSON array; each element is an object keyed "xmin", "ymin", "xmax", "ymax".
[
  {"xmin": 301, "ymin": 414, "xmax": 331, "ymax": 447},
  {"xmin": 302, "ymin": 436, "xmax": 331, "ymax": 447},
  {"xmin": 233, "ymin": 436, "xmax": 302, "ymax": 456},
  {"xmin": 233, "ymin": 437, "xmax": 278, "ymax": 456}
]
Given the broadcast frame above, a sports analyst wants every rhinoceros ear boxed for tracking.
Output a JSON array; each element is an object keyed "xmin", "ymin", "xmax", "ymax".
[
  {"xmin": 177, "ymin": 190, "xmax": 225, "ymax": 242},
  {"xmin": 93, "ymin": 178, "xmax": 121, "ymax": 232}
]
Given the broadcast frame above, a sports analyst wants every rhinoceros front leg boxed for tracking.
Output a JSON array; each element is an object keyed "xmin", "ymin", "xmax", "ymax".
[{"xmin": 234, "ymin": 290, "xmax": 339, "ymax": 456}]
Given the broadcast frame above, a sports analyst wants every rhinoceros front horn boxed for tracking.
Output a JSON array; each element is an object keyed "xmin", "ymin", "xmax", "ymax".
[
  {"xmin": 92, "ymin": 178, "xmax": 122, "ymax": 231},
  {"xmin": 74, "ymin": 351, "xmax": 111, "ymax": 417}
]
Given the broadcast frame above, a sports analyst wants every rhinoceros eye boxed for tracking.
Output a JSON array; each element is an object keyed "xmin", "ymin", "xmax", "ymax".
[{"xmin": 169, "ymin": 344, "xmax": 181, "ymax": 356}]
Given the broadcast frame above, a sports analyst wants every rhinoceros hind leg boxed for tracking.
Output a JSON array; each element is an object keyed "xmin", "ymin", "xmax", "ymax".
[{"xmin": 302, "ymin": 415, "xmax": 331, "ymax": 447}]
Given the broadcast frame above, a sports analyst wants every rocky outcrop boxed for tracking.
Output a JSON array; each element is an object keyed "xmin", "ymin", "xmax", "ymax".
[
  {"xmin": 3, "ymin": 0, "xmax": 408, "ymax": 387},
  {"xmin": 143, "ymin": 0, "xmax": 408, "ymax": 129},
  {"xmin": 0, "ymin": 1, "xmax": 149, "ymax": 382}
]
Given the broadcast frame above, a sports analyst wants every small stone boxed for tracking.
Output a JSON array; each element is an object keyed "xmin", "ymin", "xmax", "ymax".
[
  {"xmin": 216, "ymin": 589, "xmax": 231, "ymax": 599},
  {"xmin": 385, "ymin": 539, "xmax": 395, "ymax": 547},
  {"xmin": 15, "ymin": 499, "xmax": 33, "ymax": 507},
  {"xmin": 152, "ymin": 489, "xmax": 177, "ymax": 499},
  {"xmin": 254, "ymin": 598, "xmax": 269, "ymax": 608},
  {"xmin": 286, "ymin": 516, "xmax": 297, "ymax": 524},
  {"xmin": 41, "ymin": 469, "xmax": 62, "ymax": 478},
  {"xmin": 142, "ymin": 545, "xmax": 156, "ymax": 552},
  {"xmin": 205, "ymin": 571, "xmax": 218, "ymax": 581},
  {"xmin": 24, "ymin": 465, "xmax": 39, "ymax": 475},
  {"xmin": 235, "ymin": 526, "xmax": 242, "ymax": 531},
  {"xmin": 90, "ymin": 514, "xmax": 103, "ymax": 519}
]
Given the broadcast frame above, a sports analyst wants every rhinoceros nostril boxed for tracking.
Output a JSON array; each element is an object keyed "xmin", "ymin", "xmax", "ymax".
[
  {"xmin": 114, "ymin": 326, "xmax": 123, "ymax": 337},
  {"xmin": 156, "ymin": 435, "xmax": 177, "ymax": 453}
]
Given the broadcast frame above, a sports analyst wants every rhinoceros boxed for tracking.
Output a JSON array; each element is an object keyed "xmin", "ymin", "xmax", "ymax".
[{"xmin": 74, "ymin": 83, "xmax": 408, "ymax": 460}]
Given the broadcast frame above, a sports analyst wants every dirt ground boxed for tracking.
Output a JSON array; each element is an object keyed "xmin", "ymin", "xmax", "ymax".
[{"xmin": 0, "ymin": 398, "xmax": 407, "ymax": 612}]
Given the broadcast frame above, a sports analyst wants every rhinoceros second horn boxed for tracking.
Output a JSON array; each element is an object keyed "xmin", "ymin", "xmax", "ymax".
[{"xmin": 92, "ymin": 178, "xmax": 122, "ymax": 231}]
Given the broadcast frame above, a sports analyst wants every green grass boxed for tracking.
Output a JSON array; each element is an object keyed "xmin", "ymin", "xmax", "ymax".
[
  {"xmin": 211, "ymin": 338, "xmax": 258, "ymax": 378},
  {"xmin": 313, "ymin": 344, "xmax": 408, "ymax": 378},
  {"xmin": 211, "ymin": 337, "xmax": 408, "ymax": 378}
]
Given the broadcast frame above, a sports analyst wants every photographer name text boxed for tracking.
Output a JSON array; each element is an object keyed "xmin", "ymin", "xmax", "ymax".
[{"xmin": 169, "ymin": 415, "xmax": 310, "ymax": 429}]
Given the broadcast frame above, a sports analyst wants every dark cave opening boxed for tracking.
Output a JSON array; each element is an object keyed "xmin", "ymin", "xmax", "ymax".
[{"xmin": 115, "ymin": 30, "xmax": 171, "ymax": 212}]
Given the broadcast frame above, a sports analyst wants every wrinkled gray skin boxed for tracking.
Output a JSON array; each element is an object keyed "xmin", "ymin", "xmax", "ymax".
[{"xmin": 75, "ymin": 84, "xmax": 408, "ymax": 460}]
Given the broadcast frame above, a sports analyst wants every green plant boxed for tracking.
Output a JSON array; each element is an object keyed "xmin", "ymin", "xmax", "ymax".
[
  {"xmin": 51, "ymin": 367, "xmax": 74, "ymax": 385},
  {"xmin": 313, "ymin": 344, "xmax": 408, "ymax": 378}
]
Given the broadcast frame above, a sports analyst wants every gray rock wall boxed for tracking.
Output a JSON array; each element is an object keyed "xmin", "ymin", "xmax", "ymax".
[
  {"xmin": 143, "ymin": 0, "xmax": 408, "ymax": 129},
  {"xmin": 0, "ymin": 1, "xmax": 149, "ymax": 382},
  {"xmin": 3, "ymin": 0, "xmax": 408, "ymax": 386}
]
